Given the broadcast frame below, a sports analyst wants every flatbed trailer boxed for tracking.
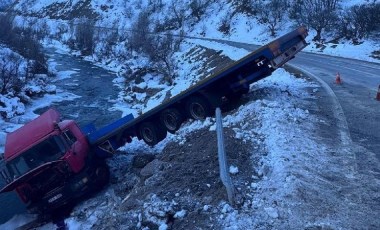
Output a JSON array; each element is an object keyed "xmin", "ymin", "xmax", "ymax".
[{"xmin": 88, "ymin": 26, "xmax": 308, "ymax": 156}]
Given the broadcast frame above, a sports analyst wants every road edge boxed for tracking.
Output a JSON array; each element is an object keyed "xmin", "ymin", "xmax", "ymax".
[{"xmin": 284, "ymin": 63, "xmax": 358, "ymax": 175}]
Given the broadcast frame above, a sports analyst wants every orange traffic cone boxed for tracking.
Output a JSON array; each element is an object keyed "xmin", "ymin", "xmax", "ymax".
[
  {"xmin": 376, "ymin": 85, "xmax": 380, "ymax": 101},
  {"xmin": 335, "ymin": 72, "xmax": 342, "ymax": 84}
]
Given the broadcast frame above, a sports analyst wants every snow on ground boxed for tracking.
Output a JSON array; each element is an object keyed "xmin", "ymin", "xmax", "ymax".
[
  {"xmin": 304, "ymin": 38, "xmax": 380, "ymax": 62},
  {"xmin": 187, "ymin": 39, "xmax": 249, "ymax": 61},
  {"xmin": 1, "ymin": 0, "xmax": 379, "ymax": 227},
  {"xmin": 219, "ymin": 69, "xmax": 321, "ymax": 228},
  {"xmin": 2, "ymin": 19, "xmax": 377, "ymax": 227},
  {"xmin": 186, "ymin": 1, "xmax": 380, "ymax": 64},
  {"xmin": 13, "ymin": 0, "xmax": 66, "ymax": 13},
  {"xmin": 10, "ymin": 0, "xmax": 380, "ymax": 65}
]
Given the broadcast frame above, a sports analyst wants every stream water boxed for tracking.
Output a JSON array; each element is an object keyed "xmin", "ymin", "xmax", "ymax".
[
  {"xmin": 36, "ymin": 48, "xmax": 122, "ymax": 127},
  {"xmin": 0, "ymin": 48, "xmax": 123, "ymax": 224}
]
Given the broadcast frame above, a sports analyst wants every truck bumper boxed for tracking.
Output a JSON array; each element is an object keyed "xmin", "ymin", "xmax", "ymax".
[{"xmin": 30, "ymin": 161, "xmax": 108, "ymax": 213}]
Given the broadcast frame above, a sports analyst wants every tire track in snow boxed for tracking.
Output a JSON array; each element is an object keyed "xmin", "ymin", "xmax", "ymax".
[{"xmin": 286, "ymin": 63, "xmax": 357, "ymax": 175}]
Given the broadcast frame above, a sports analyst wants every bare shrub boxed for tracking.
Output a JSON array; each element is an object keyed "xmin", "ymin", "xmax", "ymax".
[
  {"xmin": 190, "ymin": 0, "xmax": 214, "ymax": 22},
  {"xmin": 73, "ymin": 18, "xmax": 95, "ymax": 55},
  {"xmin": 218, "ymin": 16, "xmax": 232, "ymax": 35},
  {"xmin": 0, "ymin": 53, "xmax": 25, "ymax": 95},
  {"xmin": 154, "ymin": 1, "xmax": 187, "ymax": 32},
  {"xmin": 129, "ymin": 10, "xmax": 152, "ymax": 53},
  {"xmin": 290, "ymin": 0, "xmax": 341, "ymax": 41},
  {"xmin": 129, "ymin": 10, "xmax": 182, "ymax": 85},
  {"xmin": 256, "ymin": 0, "xmax": 289, "ymax": 37},
  {"xmin": 230, "ymin": 0, "xmax": 260, "ymax": 16},
  {"xmin": 0, "ymin": 14, "xmax": 47, "ymax": 74},
  {"xmin": 338, "ymin": 3, "xmax": 380, "ymax": 41}
]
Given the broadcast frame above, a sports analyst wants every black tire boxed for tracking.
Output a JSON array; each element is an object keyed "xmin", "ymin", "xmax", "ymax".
[
  {"xmin": 138, "ymin": 121, "xmax": 167, "ymax": 146},
  {"xmin": 160, "ymin": 108, "xmax": 184, "ymax": 134},
  {"xmin": 185, "ymin": 95, "xmax": 211, "ymax": 120}
]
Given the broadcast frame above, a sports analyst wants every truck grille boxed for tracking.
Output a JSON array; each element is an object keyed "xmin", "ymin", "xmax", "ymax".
[{"xmin": 43, "ymin": 185, "xmax": 64, "ymax": 200}]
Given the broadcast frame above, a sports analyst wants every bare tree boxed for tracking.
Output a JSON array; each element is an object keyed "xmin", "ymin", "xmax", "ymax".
[
  {"xmin": 0, "ymin": 53, "xmax": 24, "ymax": 94},
  {"xmin": 74, "ymin": 18, "xmax": 95, "ymax": 55},
  {"xmin": 146, "ymin": 33, "xmax": 181, "ymax": 85},
  {"xmin": 190, "ymin": 0, "xmax": 214, "ymax": 22},
  {"xmin": 231, "ymin": 0, "xmax": 260, "ymax": 16},
  {"xmin": 129, "ymin": 10, "xmax": 181, "ymax": 85},
  {"xmin": 342, "ymin": 3, "xmax": 380, "ymax": 40},
  {"xmin": 0, "ymin": 14, "xmax": 47, "ymax": 74},
  {"xmin": 154, "ymin": 1, "xmax": 187, "ymax": 32},
  {"xmin": 148, "ymin": 0, "xmax": 164, "ymax": 12},
  {"xmin": 256, "ymin": 0, "xmax": 289, "ymax": 37},
  {"xmin": 169, "ymin": 1, "xmax": 186, "ymax": 30},
  {"xmin": 129, "ymin": 10, "xmax": 152, "ymax": 53},
  {"xmin": 292, "ymin": 0, "xmax": 341, "ymax": 41}
]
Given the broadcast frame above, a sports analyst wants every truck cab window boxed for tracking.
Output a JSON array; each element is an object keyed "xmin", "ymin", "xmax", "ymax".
[
  {"xmin": 7, "ymin": 157, "xmax": 28, "ymax": 178},
  {"xmin": 6, "ymin": 135, "xmax": 66, "ymax": 178},
  {"xmin": 38, "ymin": 136, "xmax": 65, "ymax": 162},
  {"xmin": 63, "ymin": 130, "xmax": 77, "ymax": 145}
]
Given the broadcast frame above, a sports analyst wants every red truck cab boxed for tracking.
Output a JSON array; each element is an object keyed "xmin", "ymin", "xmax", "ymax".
[{"xmin": 0, "ymin": 109, "xmax": 109, "ymax": 213}]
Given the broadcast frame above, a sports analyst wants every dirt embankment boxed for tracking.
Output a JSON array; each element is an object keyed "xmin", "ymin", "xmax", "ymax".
[
  {"xmin": 87, "ymin": 46, "xmax": 259, "ymax": 229},
  {"xmin": 90, "ymin": 123, "xmax": 256, "ymax": 229}
]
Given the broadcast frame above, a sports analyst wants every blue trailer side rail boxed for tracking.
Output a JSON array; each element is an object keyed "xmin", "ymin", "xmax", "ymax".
[
  {"xmin": 88, "ymin": 26, "xmax": 308, "ymax": 154},
  {"xmin": 82, "ymin": 114, "xmax": 134, "ymax": 157}
]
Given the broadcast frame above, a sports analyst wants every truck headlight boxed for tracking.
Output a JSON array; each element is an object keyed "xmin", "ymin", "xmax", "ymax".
[{"xmin": 72, "ymin": 177, "xmax": 89, "ymax": 191}]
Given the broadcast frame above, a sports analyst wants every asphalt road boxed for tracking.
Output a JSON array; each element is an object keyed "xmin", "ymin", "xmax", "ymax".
[
  {"xmin": 289, "ymin": 52, "xmax": 380, "ymax": 166},
  {"xmin": 208, "ymin": 38, "xmax": 380, "ymax": 173},
  {"xmin": 203, "ymin": 39, "xmax": 380, "ymax": 226}
]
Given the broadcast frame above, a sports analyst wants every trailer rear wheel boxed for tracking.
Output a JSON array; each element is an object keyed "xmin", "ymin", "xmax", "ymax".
[
  {"xmin": 139, "ymin": 121, "xmax": 167, "ymax": 146},
  {"xmin": 186, "ymin": 96, "xmax": 211, "ymax": 120},
  {"xmin": 160, "ymin": 108, "xmax": 184, "ymax": 134}
]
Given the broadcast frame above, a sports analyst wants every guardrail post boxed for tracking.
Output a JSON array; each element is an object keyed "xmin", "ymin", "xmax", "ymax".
[{"xmin": 215, "ymin": 107, "xmax": 235, "ymax": 205}]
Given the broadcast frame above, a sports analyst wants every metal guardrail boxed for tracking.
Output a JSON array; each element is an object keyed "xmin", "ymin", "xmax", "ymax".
[{"xmin": 215, "ymin": 107, "xmax": 235, "ymax": 205}]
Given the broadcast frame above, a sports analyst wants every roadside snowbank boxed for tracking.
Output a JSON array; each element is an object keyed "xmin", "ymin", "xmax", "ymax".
[{"xmin": 219, "ymin": 69, "xmax": 320, "ymax": 228}]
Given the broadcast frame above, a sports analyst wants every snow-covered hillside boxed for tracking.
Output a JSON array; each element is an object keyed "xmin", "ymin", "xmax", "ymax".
[
  {"xmin": 5, "ymin": 0, "xmax": 380, "ymax": 62},
  {"xmin": 0, "ymin": 0, "xmax": 11, "ymax": 9},
  {"xmin": 0, "ymin": 0, "xmax": 377, "ymax": 136},
  {"xmin": 0, "ymin": 0, "xmax": 379, "ymax": 229}
]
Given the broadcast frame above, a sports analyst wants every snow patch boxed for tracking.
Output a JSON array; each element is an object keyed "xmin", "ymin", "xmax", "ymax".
[{"xmin": 229, "ymin": 165, "xmax": 239, "ymax": 175}]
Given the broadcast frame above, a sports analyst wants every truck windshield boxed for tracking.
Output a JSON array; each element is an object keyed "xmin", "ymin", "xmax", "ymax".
[{"xmin": 6, "ymin": 135, "xmax": 66, "ymax": 179}]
